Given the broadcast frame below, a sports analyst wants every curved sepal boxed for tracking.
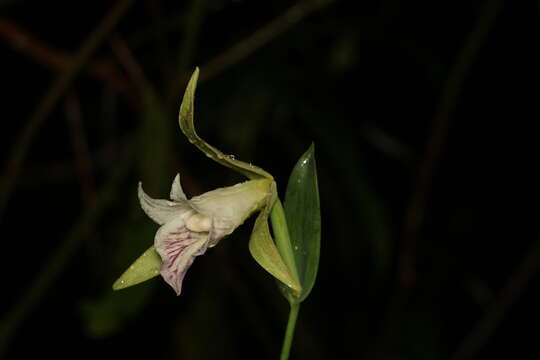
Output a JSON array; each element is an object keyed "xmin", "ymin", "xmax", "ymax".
[
  {"xmin": 178, "ymin": 68, "xmax": 273, "ymax": 181},
  {"xmin": 248, "ymin": 183, "xmax": 301, "ymax": 294},
  {"xmin": 112, "ymin": 246, "xmax": 162, "ymax": 290}
]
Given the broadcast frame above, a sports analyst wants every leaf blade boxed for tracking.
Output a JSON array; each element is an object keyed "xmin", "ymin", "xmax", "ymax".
[{"xmin": 284, "ymin": 144, "xmax": 321, "ymax": 302}]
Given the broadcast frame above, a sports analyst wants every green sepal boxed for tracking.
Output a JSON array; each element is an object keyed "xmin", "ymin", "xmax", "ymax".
[
  {"xmin": 249, "ymin": 182, "xmax": 301, "ymax": 293},
  {"xmin": 178, "ymin": 67, "xmax": 299, "ymax": 292},
  {"xmin": 178, "ymin": 67, "xmax": 273, "ymax": 180},
  {"xmin": 112, "ymin": 246, "xmax": 162, "ymax": 290},
  {"xmin": 280, "ymin": 143, "xmax": 321, "ymax": 302}
]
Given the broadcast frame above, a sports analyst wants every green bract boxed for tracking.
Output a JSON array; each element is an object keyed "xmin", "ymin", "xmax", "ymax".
[
  {"xmin": 113, "ymin": 68, "xmax": 301, "ymax": 295},
  {"xmin": 281, "ymin": 144, "xmax": 321, "ymax": 303}
]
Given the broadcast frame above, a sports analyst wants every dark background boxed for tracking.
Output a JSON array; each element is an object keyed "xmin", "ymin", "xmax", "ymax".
[{"xmin": 1, "ymin": 0, "xmax": 539, "ymax": 359}]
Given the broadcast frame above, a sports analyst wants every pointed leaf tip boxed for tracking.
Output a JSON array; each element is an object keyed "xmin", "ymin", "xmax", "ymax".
[{"xmin": 113, "ymin": 246, "xmax": 162, "ymax": 291}]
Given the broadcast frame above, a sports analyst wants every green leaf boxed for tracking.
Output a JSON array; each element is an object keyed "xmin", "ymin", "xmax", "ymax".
[
  {"xmin": 283, "ymin": 143, "xmax": 321, "ymax": 302},
  {"xmin": 178, "ymin": 67, "xmax": 273, "ymax": 180},
  {"xmin": 249, "ymin": 182, "xmax": 301, "ymax": 294},
  {"xmin": 112, "ymin": 246, "xmax": 161, "ymax": 290}
]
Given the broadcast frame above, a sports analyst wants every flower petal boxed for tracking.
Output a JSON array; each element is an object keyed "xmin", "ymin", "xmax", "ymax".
[
  {"xmin": 170, "ymin": 173, "xmax": 187, "ymax": 201},
  {"xmin": 155, "ymin": 213, "xmax": 210, "ymax": 295},
  {"xmin": 190, "ymin": 179, "xmax": 271, "ymax": 246},
  {"xmin": 138, "ymin": 182, "xmax": 191, "ymax": 225}
]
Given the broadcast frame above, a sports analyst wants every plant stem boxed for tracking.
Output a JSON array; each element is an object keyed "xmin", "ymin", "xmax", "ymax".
[
  {"xmin": 271, "ymin": 198, "xmax": 302, "ymax": 358},
  {"xmin": 280, "ymin": 302, "xmax": 300, "ymax": 360}
]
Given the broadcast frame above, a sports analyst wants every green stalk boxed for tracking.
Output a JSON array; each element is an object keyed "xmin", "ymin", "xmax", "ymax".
[
  {"xmin": 270, "ymin": 198, "xmax": 302, "ymax": 359},
  {"xmin": 280, "ymin": 302, "xmax": 300, "ymax": 360}
]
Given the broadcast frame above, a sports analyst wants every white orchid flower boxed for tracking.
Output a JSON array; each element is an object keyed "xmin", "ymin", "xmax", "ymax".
[
  {"xmin": 113, "ymin": 67, "xmax": 300, "ymax": 296},
  {"xmin": 137, "ymin": 175, "xmax": 271, "ymax": 295}
]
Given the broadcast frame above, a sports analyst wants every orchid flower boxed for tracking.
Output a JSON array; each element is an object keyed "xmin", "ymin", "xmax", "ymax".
[
  {"xmin": 136, "ymin": 176, "xmax": 271, "ymax": 295},
  {"xmin": 113, "ymin": 68, "xmax": 301, "ymax": 295}
]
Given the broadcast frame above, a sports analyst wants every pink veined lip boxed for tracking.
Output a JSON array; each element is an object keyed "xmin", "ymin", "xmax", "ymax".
[{"xmin": 163, "ymin": 227, "xmax": 193, "ymax": 268}]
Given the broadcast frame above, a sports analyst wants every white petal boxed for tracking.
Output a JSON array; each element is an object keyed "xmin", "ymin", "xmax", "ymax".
[
  {"xmin": 138, "ymin": 182, "xmax": 191, "ymax": 225},
  {"xmin": 155, "ymin": 213, "xmax": 210, "ymax": 295},
  {"xmin": 170, "ymin": 173, "xmax": 187, "ymax": 201},
  {"xmin": 190, "ymin": 179, "xmax": 270, "ymax": 244}
]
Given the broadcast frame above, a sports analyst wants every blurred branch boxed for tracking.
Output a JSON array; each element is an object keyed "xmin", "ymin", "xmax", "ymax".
[
  {"xmin": 168, "ymin": 0, "xmax": 335, "ymax": 97},
  {"xmin": 200, "ymin": 0, "xmax": 332, "ymax": 82},
  {"xmin": 64, "ymin": 92, "xmax": 96, "ymax": 204},
  {"xmin": 0, "ymin": 17, "xmax": 130, "ymax": 93},
  {"xmin": 360, "ymin": 122, "xmax": 414, "ymax": 164},
  {"xmin": 378, "ymin": 0, "xmax": 505, "ymax": 348},
  {"xmin": 0, "ymin": 0, "xmax": 134, "ymax": 223},
  {"xmin": 397, "ymin": 0, "xmax": 505, "ymax": 290},
  {"xmin": 110, "ymin": 34, "xmax": 149, "ymax": 91},
  {"xmin": 20, "ymin": 134, "xmax": 133, "ymax": 186},
  {"xmin": 450, "ymin": 237, "xmax": 540, "ymax": 360},
  {"xmin": 166, "ymin": 0, "xmax": 207, "ymax": 102},
  {"xmin": 0, "ymin": 150, "xmax": 134, "ymax": 358},
  {"xmin": 144, "ymin": 0, "xmax": 171, "ymax": 83}
]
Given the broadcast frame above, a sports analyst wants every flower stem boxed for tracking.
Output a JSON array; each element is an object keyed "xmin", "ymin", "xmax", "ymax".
[
  {"xmin": 271, "ymin": 197, "xmax": 302, "ymax": 358},
  {"xmin": 280, "ymin": 302, "xmax": 300, "ymax": 360}
]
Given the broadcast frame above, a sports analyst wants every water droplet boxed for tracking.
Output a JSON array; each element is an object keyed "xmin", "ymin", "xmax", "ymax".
[
  {"xmin": 120, "ymin": 280, "xmax": 125, "ymax": 284},
  {"xmin": 130, "ymin": 265, "xmax": 135, "ymax": 270},
  {"xmin": 228, "ymin": 154, "xmax": 236, "ymax": 160},
  {"xmin": 294, "ymin": 246, "xmax": 299, "ymax": 250}
]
